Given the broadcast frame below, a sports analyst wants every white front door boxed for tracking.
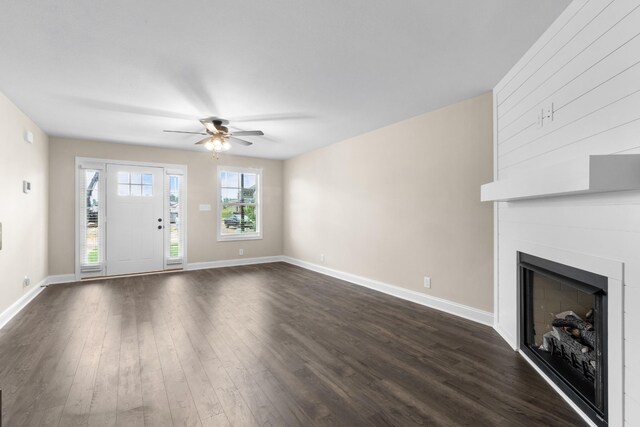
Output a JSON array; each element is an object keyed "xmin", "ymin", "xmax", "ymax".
[{"xmin": 106, "ymin": 164, "xmax": 164, "ymax": 275}]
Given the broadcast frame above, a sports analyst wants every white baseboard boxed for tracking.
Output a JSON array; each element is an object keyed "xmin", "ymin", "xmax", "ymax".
[
  {"xmin": 186, "ymin": 256, "xmax": 283, "ymax": 271},
  {"xmin": 47, "ymin": 274, "xmax": 76, "ymax": 285},
  {"xmin": 0, "ymin": 277, "xmax": 47, "ymax": 330},
  {"xmin": 281, "ymin": 256, "xmax": 494, "ymax": 326},
  {"xmin": 1, "ymin": 257, "xmax": 494, "ymax": 331},
  {"xmin": 519, "ymin": 350, "xmax": 596, "ymax": 427},
  {"xmin": 0, "ymin": 274, "xmax": 78, "ymax": 331}
]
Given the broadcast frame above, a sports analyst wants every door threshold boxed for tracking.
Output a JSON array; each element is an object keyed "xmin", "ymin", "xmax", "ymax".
[{"xmin": 81, "ymin": 268, "xmax": 184, "ymax": 281}]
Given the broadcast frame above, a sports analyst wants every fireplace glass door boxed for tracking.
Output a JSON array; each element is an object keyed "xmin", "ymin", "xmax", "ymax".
[{"xmin": 520, "ymin": 253, "xmax": 607, "ymax": 426}]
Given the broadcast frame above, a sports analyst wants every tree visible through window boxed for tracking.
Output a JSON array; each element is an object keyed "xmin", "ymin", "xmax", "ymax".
[{"xmin": 218, "ymin": 168, "xmax": 261, "ymax": 240}]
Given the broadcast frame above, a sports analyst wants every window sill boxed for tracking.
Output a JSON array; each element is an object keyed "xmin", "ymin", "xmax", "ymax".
[{"xmin": 217, "ymin": 234, "xmax": 263, "ymax": 242}]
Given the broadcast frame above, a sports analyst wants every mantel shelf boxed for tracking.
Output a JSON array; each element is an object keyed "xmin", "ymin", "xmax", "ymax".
[{"xmin": 481, "ymin": 154, "xmax": 640, "ymax": 202}]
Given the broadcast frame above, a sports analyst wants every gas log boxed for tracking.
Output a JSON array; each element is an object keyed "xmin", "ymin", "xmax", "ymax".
[
  {"xmin": 540, "ymin": 311, "xmax": 597, "ymax": 381},
  {"xmin": 552, "ymin": 314, "xmax": 595, "ymax": 349}
]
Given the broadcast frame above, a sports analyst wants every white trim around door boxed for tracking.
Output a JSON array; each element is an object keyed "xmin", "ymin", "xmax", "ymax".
[{"xmin": 75, "ymin": 157, "xmax": 188, "ymax": 280}]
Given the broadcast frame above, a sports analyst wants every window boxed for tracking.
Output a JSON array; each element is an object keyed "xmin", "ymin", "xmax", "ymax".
[
  {"xmin": 218, "ymin": 166, "xmax": 262, "ymax": 240},
  {"xmin": 117, "ymin": 172, "xmax": 153, "ymax": 196},
  {"xmin": 167, "ymin": 174, "xmax": 184, "ymax": 264},
  {"xmin": 79, "ymin": 168, "xmax": 103, "ymax": 273}
]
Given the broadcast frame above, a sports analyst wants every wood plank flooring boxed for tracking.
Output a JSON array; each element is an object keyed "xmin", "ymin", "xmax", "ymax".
[{"xmin": 0, "ymin": 263, "xmax": 586, "ymax": 426}]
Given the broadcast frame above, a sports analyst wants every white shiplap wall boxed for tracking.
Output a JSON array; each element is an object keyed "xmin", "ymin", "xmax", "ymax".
[{"xmin": 493, "ymin": 1, "xmax": 640, "ymax": 426}]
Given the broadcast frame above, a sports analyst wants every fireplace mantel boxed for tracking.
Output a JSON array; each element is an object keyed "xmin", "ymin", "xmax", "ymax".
[{"xmin": 481, "ymin": 154, "xmax": 640, "ymax": 202}]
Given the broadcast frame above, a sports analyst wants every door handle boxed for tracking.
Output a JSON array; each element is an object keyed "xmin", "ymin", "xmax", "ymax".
[{"xmin": 158, "ymin": 225, "xmax": 163, "ymax": 230}]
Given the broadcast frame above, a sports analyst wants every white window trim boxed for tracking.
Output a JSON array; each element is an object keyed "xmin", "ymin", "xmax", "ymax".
[
  {"xmin": 165, "ymin": 169, "xmax": 186, "ymax": 266},
  {"xmin": 74, "ymin": 157, "xmax": 188, "ymax": 279},
  {"xmin": 217, "ymin": 165, "xmax": 263, "ymax": 242},
  {"xmin": 75, "ymin": 161, "xmax": 106, "ymax": 278}
]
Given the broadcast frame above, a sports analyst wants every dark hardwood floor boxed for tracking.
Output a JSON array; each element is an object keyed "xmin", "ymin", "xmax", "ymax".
[{"xmin": 0, "ymin": 262, "xmax": 585, "ymax": 426}]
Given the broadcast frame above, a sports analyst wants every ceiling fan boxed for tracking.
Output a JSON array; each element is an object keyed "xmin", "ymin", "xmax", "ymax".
[{"xmin": 163, "ymin": 117, "xmax": 264, "ymax": 155}]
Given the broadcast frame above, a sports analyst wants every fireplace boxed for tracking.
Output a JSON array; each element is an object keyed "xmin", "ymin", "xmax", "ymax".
[{"xmin": 519, "ymin": 253, "xmax": 608, "ymax": 426}]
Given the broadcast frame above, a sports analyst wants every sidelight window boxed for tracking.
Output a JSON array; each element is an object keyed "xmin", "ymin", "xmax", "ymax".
[
  {"xmin": 166, "ymin": 174, "xmax": 184, "ymax": 264},
  {"xmin": 79, "ymin": 167, "xmax": 104, "ymax": 273}
]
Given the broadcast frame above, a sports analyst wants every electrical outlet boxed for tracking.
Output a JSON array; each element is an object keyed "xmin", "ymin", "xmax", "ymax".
[
  {"xmin": 320, "ymin": 253, "xmax": 325, "ymax": 263},
  {"xmin": 23, "ymin": 276, "xmax": 31, "ymax": 288},
  {"xmin": 239, "ymin": 248, "xmax": 244, "ymax": 256},
  {"xmin": 423, "ymin": 276, "xmax": 431, "ymax": 288}
]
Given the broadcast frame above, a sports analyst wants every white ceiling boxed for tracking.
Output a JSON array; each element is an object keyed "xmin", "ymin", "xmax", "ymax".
[{"xmin": 0, "ymin": 0, "xmax": 570, "ymax": 159}]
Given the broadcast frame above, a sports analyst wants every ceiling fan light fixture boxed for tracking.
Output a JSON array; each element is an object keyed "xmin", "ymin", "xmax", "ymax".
[{"xmin": 166, "ymin": 117, "xmax": 261, "ymax": 158}]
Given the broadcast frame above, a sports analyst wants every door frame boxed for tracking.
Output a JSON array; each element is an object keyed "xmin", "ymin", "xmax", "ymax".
[{"xmin": 74, "ymin": 157, "xmax": 188, "ymax": 280}]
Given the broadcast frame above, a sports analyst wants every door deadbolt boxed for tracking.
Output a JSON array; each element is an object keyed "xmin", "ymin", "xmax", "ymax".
[{"xmin": 158, "ymin": 218, "xmax": 162, "ymax": 222}]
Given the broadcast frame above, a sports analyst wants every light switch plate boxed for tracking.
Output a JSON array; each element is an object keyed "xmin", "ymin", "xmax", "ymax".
[
  {"xmin": 23, "ymin": 180, "xmax": 31, "ymax": 193},
  {"xmin": 199, "ymin": 204, "xmax": 212, "ymax": 211}
]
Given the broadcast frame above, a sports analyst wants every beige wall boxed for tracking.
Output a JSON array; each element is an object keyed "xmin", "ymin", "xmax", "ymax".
[
  {"xmin": 48, "ymin": 138, "xmax": 283, "ymax": 275},
  {"xmin": 283, "ymin": 93, "xmax": 494, "ymax": 311},
  {"xmin": 0, "ymin": 91, "xmax": 49, "ymax": 314},
  {"xmin": 2, "ymin": 92, "xmax": 491, "ymax": 316}
]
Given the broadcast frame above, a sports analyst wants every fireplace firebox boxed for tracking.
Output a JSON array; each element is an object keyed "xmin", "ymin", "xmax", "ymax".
[{"xmin": 519, "ymin": 253, "xmax": 608, "ymax": 426}]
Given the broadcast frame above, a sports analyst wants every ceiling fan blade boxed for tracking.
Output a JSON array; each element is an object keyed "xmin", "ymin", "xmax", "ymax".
[
  {"xmin": 232, "ymin": 130, "xmax": 264, "ymax": 136},
  {"xmin": 199, "ymin": 119, "xmax": 218, "ymax": 134},
  {"xmin": 230, "ymin": 136, "xmax": 253, "ymax": 146},
  {"xmin": 195, "ymin": 136, "xmax": 212, "ymax": 145},
  {"xmin": 164, "ymin": 130, "xmax": 208, "ymax": 135}
]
